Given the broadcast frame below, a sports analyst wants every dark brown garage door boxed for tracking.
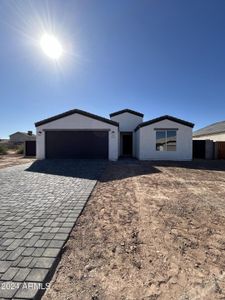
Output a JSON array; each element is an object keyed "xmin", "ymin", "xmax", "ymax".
[{"xmin": 45, "ymin": 131, "xmax": 108, "ymax": 159}]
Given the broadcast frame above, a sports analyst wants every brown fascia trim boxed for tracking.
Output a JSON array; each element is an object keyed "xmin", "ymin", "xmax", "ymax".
[
  {"xmin": 110, "ymin": 109, "xmax": 144, "ymax": 118},
  {"xmin": 135, "ymin": 115, "xmax": 195, "ymax": 131},
  {"xmin": 35, "ymin": 109, "xmax": 119, "ymax": 127}
]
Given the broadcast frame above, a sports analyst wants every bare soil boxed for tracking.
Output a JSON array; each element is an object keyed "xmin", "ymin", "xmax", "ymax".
[
  {"xmin": 0, "ymin": 153, "xmax": 35, "ymax": 169},
  {"xmin": 43, "ymin": 161, "xmax": 225, "ymax": 300}
]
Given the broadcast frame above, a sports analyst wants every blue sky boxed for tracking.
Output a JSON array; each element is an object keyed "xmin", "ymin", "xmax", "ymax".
[{"xmin": 1, "ymin": 0, "xmax": 225, "ymax": 138}]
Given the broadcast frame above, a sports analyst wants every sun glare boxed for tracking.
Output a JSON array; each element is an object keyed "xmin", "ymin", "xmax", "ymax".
[{"xmin": 40, "ymin": 33, "xmax": 63, "ymax": 60}]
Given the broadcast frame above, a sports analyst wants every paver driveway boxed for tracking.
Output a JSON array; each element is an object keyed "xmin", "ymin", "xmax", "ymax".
[{"xmin": 0, "ymin": 160, "xmax": 106, "ymax": 300}]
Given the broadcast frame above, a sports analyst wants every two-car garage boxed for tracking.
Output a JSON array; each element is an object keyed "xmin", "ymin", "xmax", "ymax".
[{"xmin": 35, "ymin": 109, "xmax": 119, "ymax": 161}]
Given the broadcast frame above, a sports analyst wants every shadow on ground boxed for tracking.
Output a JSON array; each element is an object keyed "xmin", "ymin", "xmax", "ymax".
[
  {"xmin": 26, "ymin": 159, "xmax": 225, "ymax": 182},
  {"xmin": 25, "ymin": 159, "xmax": 161, "ymax": 181}
]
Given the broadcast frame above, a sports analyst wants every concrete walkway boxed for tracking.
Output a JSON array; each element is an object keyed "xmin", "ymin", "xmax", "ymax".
[{"xmin": 0, "ymin": 160, "xmax": 105, "ymax": 299}]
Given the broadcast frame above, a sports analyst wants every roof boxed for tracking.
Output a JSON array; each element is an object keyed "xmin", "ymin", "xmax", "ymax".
[
  {"xmin": 110, "ymin": 109, "xmax": 144, "ymax": 118},
  {"xmin": 35, "ymin": 109, "xmax": 119, "ymax": 127},
  {"xmin": 135, "ymin": 115, "xmax": 194, "ymax": 131},
  {"xmin": 193, "ymin": 120, "xmax": 225, "ymax": 137},
  {"xmin": 10, "ymin": 132, "xmax": 36, "ymax": 137}
]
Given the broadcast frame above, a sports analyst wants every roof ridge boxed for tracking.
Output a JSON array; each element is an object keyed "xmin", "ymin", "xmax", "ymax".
[{"xmin": 110, "ymin": 109, "xmax": 144, "ymax": 118}]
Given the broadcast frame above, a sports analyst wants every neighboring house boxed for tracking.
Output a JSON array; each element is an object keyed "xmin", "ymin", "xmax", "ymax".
[
  {"xmin": 35, "ymin": 108, "xmax": 194, "ymax": 161},
  {"xmin": 9, "ymin": 131, "xmax": 36, "ymax": 144},
  {"xmin": 193, "ymin": 121, "xmax": 225, "ymax": 141}
]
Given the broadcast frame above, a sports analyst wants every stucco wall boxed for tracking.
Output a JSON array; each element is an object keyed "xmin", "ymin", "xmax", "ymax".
[
  {"xmin": 193, "ymin": 132, "xmax": 225, "ymax": 142},
  {"xmin": 36, "ymin": 113, "xmax": 119, "ymax": 161},
  {"xmin": 138, "ymin": 119, "xmax": 193, "ymax": 160},
  {"xmin": 135, "ymin": 130, "xmax": 140, "ymax": 159},
  {"xmin": 110, "ymin": 112, "xmax": 143, "ymax": 131}
]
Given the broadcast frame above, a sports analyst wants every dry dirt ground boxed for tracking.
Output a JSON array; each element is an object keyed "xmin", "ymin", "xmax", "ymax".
[
  {"xmin": 0, "ymin": 153, "xmax": 35, "ymax": 169},
  {"xmin": 43, "ymin": 160, "xmax": 225, "ymax": 300}
]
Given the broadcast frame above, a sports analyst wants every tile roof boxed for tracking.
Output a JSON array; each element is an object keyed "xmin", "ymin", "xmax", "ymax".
[
  {"xmin": 10, "ymin": 132, "xmax": 36, "ymax": 137},
  {"xmin": 193, "ymin": 120, "xmax": 225, "ymax": 137}
]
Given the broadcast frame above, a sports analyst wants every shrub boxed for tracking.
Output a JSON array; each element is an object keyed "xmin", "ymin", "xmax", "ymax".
[
  {"xmin": 0, "ymin": 145, "xmax": 7, "ymax": 155},
  {"xmin": 16, "ymin": 145, "xmax": 24, "ymax": 155}
]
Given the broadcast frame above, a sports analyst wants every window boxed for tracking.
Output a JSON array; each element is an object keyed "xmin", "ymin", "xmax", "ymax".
[
  {"xmin": 167, "ymin": 130, "xmax": 177, "ymax": 151},
  {"xmin": 156, "ymin": 130, "xmax": 177, "ymax": 151},
  {"xmin": 156, "ymin": 131, "xmax": 166, "ymax": 151}
]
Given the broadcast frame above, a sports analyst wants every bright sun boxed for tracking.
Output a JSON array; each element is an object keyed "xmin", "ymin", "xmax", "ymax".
[{"xmin": 40, "ymin": 33, "xmax": 63, "ymax": 60}]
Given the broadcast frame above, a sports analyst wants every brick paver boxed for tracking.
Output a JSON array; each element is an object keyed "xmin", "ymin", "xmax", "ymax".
[{"xmin": 0, "ymin": 159, "xmax": 105, "ymax": 299}]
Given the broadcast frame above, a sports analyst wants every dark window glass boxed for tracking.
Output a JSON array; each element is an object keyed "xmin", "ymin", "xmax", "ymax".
[
  {"xmin": 156, "ymin": 131, "xmax": 166, "ymax": 151},
  {"xmin": 156, "ymin": 130, "xmax": 177, "ymax": 151},
  {"xmin": 167, "ymin": 130, "xmax": 176, "ymax": 151}
]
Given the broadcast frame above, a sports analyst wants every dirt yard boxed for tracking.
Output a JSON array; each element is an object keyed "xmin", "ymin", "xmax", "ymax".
[
  {"xmin": 0, "ymin": 153, "xmax": 35, "ymax": 169},
  {"xmin": 44, "ymin": 160, "xmax": 225, "ymax": 300}
]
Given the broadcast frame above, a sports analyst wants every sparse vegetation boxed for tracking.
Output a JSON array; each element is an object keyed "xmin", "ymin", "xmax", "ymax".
[
  {"xmin": 0, "ymin": 145, "xmax": 7, "ymax": 155},
  {"xmin": 16, "ymin": 145, "xmax": 24, "ymax": 155}
]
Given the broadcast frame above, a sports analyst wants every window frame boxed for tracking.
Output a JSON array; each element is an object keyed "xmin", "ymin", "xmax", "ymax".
[{"xmin": 155, "ymin": 129, "xmax": 177, "ymax": 152}]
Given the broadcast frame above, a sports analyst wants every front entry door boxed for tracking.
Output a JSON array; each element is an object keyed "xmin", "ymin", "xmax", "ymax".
[{"xmin": 122, "ymin": 133, "xmax": 133, "ymax": 156}]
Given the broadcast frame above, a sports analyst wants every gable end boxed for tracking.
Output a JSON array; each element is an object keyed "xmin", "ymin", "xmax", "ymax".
[
  {"xmin": 135, "ymin": 115, "xmax": 194, "ymax": 131},
  {"xmin": 110, "ymin": 109, "xmax": 144, "ymax": 118},
  {"xmin": 35, "ymin": 109, "xmax": 119, "ymax": 127}
]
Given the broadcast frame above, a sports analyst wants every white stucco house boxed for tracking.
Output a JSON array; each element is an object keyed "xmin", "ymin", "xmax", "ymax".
[
  {"xmin": 9, "ymin": 131, "xmax": 36, "ymax": 144},
  {"xmin": 193, "ymin": 120, "xmax": 225, "ymax": 142},
  {"xmin": 35, "ymin": 108, "xmax": 194, "ymax": 161}
]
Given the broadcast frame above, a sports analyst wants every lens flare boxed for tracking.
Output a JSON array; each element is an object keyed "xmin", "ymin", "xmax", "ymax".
[{"xmin": 40, "ymin": 33, "xmax": 63, "ymax": 60}]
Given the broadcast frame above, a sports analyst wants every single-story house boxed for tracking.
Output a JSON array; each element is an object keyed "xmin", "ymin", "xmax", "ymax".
[
  {"xmin": 9, "ymin": 131, "xmax": 36, "ymax": 144},
  {"xmin": 35, "ymin": 108, "xmax": 194, "ymax": 161},
  {"xmin": 193, "ymin": 120, "xmax": 225, "ymax": 141}
]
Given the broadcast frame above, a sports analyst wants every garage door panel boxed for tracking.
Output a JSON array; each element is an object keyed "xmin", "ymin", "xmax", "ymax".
[{"xmin": 46, "ymin": 131, "xmax": 108, "ymax": 159}]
